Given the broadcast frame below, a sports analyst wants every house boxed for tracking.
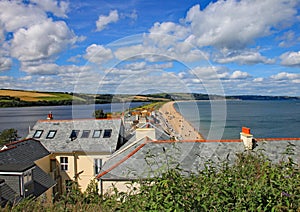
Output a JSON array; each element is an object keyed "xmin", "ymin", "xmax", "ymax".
[
  {"xmin": 27, "ymin": 118, "xmax": 125, "ymax": 194},
  {"xmin": 0, "ymin": 139, "xmax": 56, "ymax": 206},
  {"xmin": 96, "ymin": 128, "xmax": 300, "ymax": 195}
]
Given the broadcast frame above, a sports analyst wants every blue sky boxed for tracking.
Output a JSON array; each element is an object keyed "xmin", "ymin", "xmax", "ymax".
[{"xmin": 0, "ymin": 0, "xmax": 299, "ymax": 96}]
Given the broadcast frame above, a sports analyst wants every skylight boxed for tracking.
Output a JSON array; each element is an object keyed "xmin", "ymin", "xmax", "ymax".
[
  {"xmin": 70, "ymin": 130, "xmax": 80, "ymax": 141},
  {"xmin": 46, "ymin": 130, "xmax": 57, "ymax": 139},
  {"xmin": 33, "ymin": 130, "xmax": 43, "ymax": 138},
  {"xmin": 103, "ymin": 129, "xmax": 112, "ymax": 138},
  {"xmin": 81, "ymin": 130, "xmax": 90, "ymax": 138},
  {"xmin": 92, "ymin": 130, "xmax": 102, "ymax": 138}
]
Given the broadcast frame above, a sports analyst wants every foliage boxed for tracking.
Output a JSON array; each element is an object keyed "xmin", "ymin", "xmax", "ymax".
[
  {"xmin": 93, "ymin": 109, "xmax": 108, "ymax": 119},
  {"xmin": 2, "ymin": 149, "xmax": 300, "ymax": 211},
  {"xmin": 0, "ymin": 128, "xmax": 18, "ymax": 146}
]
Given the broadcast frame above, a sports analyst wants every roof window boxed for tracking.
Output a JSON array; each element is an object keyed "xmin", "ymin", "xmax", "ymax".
[
  {"xmin": 92, "ymin": 130, "xmax": 102, "ymax": 138},
  {"xmin": 70, "ymin": 130, "xmax": 80, "ymax": 141},
  {"xmin": 33, "ymin": 130, "xmax": 43, "ymax": 138},
  {"xmin": 103, "ymin": 129, "xmax": 112, "ymax": 138},
  {"xmin": 46, "ymin": 130, "xmax": 57, "ymax": 139},
  {"xmin": 81, "ymin": 130, "xmax": 90, "ymax": 138}
]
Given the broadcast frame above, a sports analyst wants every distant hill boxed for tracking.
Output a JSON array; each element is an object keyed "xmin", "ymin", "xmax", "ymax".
[{"xmin": 0, "ymin": 89, "xmax": 298, "ymax": 107}]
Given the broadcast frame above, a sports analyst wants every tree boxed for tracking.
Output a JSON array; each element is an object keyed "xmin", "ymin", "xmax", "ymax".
[
  {"xmin": 0, "ymin": 128, "xmax": 18, "ymax": 146},
  {"xmin": 93, "ymin": 109, "xmax": 107, "ymax": 119}
]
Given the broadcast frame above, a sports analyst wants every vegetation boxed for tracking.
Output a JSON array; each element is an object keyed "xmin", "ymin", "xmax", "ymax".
[
  {"xmin": 93, "ymin": 109, "xmax": 108, "ymax": 119},
  {"xmin": 2, "ymin": 146, "xmax": 299, "ymax": 211},
  {"xmin": 0, "ymin": 128, "xmax": 18, "ymax": 146}
]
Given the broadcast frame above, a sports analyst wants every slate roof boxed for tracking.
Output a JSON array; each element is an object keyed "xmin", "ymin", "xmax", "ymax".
[
  {"xmin": 33, "ymin": 166, "xmax": 56, "ymax": 197},
  {"xmin": 0, "ymin": 181, "xmax": 21, "ymax": 207},
  {"xmin": 0, "ymin": 139, "xmax": 50, "ymax": 172},
  {"xmin": 27, "ymin": 118, "xmax": 123, "ymax": 153},
  {"xmin": 97, "ymin": 138, "xmax": 300, "ymax": 180}
]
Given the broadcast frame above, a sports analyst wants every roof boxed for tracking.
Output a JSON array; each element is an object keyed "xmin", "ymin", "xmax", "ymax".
[
  {"xmin": 32, "ymin": 166, "xmax": 56, "ymax": 197},
  {"xmin": 97, "ymin": 138, "xmax": 300, "ymax": 180},
  {"xmin": 27, "ymin": 118, "xmax": 123, "ymax": 153},
  {"xmin": 0, "ymin": 139, "xmax": 50, "ymax": 172},
  {"xmin": 0, "ymin": 181, "xmax": 21, "ymax": 207}
]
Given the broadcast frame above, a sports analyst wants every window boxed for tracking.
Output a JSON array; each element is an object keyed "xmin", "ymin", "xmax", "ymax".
[
  {"xmin": 70, "ymin": 130, "xmax": 80, "ymax": 141},
  {"xmin": 60, "ymin": 157, "xmax": 68, "ymax": 171},
  {"xmin": 33, "ymin": 130, "xmax": 43, "ymax": 138},
  {"xmin": 94, "ymin": 158, "xmax": 102, "ymax": 175},
  {"xmin": 103, "ymin": 129, "xmax": 112, "ymax": 138},
  {"xmin": 81, "ymin": 130, "xmax": 90, "ymax": 138},
  {"xmin": 92, "ymin": 130, "xmax": 102, "ymax": 138},
  {"xmin": 46, "ymin": 130, "xmax": 57, "ymax": 139},
  {"xmin": 24, "ymin": 170, "xmax": 32, "ymax": 184}
]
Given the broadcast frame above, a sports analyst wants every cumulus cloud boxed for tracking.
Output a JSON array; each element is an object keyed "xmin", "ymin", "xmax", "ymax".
[
  {"xmin": 0, "ymin": 56, "xmax": 12, "ymax": 71},
  {"xmin": 30, "ymin": 0, "xmax": 69, "ymax": 18},
  {"xmin": 230, "ymin": 70, "xmax": 251, "ymax": 79},
  {"xmin": 96, "ymin": 10, "xmax": 119, "ymax": 31},
  {"xmin": 21, "ymin": 63, "xmax": 59, "ymax": 75},
  {"xmin": 271, "ymin": 72, "xmax": 300, "ymax": 83},
  {"xmin": 215, "ymin": 50, "xmax": 275, "ymax": 65},
  {"xmin": 11, "ymin": 20, "xmax": 76, "ymax": 62},
  {"xmin": 185, "ymin": 0, "xmax": 297, "ymax": 49},
  {"xmin": 84, "ymin": 44, "xmax": 114, "ymax": 64},
  {"xmin": 280, "ymin": 51, "xmax": 300, "ymax": 66}
]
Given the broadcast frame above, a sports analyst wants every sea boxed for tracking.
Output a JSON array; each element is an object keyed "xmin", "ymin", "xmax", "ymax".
[
  {"xmin": 174, "ymin": 100, "xmax": 300, "ymax": 139},
  {"xmin": 0, "ymin": 102, "xmax": 146, "ymax": 138},
  {"xmin": 0, "ymin": 101, "xmax": 299, "ymax": 140}
]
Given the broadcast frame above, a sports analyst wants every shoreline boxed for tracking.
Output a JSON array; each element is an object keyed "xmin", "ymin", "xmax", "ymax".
[{"xmin": 159, "ymin": 101, "xmax": 204, "ymax": 140}]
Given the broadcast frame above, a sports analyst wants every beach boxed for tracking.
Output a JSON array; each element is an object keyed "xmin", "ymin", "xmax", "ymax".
[{"xmin": 159, "ymin": 101, "xmax": 204, "ymax": 140}]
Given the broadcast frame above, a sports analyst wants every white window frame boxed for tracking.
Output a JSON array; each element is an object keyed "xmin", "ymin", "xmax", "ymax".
[
  {"xmin": 60, "ymin": 157, "xmax": 68, "ymax": 171},
  {"xmin": 94, "ymin": 158, "xmax": 102, "ymax": 175},
  {"xmin": 23, "ymin": 169, "xmax": 32, "ymax": 184}
]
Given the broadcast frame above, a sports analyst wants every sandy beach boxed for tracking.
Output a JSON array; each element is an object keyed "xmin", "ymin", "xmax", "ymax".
[{"xmin": 159, "ymin": 101, "xmax": 204, "ymax": 140}]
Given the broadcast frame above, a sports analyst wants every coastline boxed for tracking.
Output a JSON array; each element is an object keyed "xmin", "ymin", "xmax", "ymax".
[{"xmin": 159, "ymin": 101, "xmax": 204, "ymax": 140}]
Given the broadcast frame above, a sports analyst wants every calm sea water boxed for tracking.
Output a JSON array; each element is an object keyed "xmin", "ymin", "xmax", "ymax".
[
  {"xmin": 0, "ymin": 102, "xmax": 146, "ymax": 138},
  {"xmin": 175, "ymin": 100, "xmax": 300, "ymax": 139}
]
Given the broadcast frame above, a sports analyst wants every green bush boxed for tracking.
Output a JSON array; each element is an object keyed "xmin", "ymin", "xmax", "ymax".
[{"xmin": 3, "ymin": 148, "xmax": 300, "ymax": 211}]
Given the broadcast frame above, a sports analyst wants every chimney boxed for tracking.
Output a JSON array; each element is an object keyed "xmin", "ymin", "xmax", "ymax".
[
  {"xmin": 240, "ymin": 127, "xmax": 253, "ymax": 150},
  {"xmin": 47, "ymin": 112, "xmax": 53, "ymax": 120}
]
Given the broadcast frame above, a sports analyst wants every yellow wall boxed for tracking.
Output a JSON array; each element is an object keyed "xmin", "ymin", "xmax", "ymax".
[
  {"xmin": 35, "ymin": 155, "xmax": 51, "ymax": 173},
  {"xmin": 52, "ymin": 153, "xmax": 110, "ymax": 192}
]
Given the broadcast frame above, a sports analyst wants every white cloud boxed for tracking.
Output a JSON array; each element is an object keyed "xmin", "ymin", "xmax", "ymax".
[
  {"xmin": 30, "ymin": 0, "xmax": 69, "ymax": 18},
  {"xmin": 253, "ymin": 77, "xmax": 264, "ymax": 82},
  {"xmin": 215, "ymin": 50, "xmax": 275, "ymax": 65},
  {"xmin": 230, "ymin": 70, "xmax": 251, "ymax": 79},
  {"xmin": 21, "ymin": 63, "xmax": 59, "ymax": 75},
  {"xmin": 11, "ymin": 19, "xmax": 76, "ymax": 62},
  {"xmin": 96, "ymin": 10, "xmax": 119, "ymax": 32},
  {"xmin": 0, "ymin": 1, "xmax": 47, "ymax": 32},
  {"xmin": 271, "ymin": 72, "xmax": 300, "ymax": 82},
  {"xmin": 0, "ymin": 56, "xmax": 12, "ymax": 71},
  {"xmin": 185, "ymin": 0, "xmax": 297, "ymax": 49},
  {"xmin": 84, "ymin": 44, "xmax": 114, "ymax": 64},
  {"xmin": 280, "ymin": 51, "xmax": 300, "ymax": 66}
]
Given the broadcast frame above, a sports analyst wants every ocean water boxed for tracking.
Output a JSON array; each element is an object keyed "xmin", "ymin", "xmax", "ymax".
[
  {"xmin": 0, "ymin": 102, "xmax": 146, "ymax": 138},
  {"xmin": 174, "ymin": 100, "xmax": 300, "ymax": 139}
]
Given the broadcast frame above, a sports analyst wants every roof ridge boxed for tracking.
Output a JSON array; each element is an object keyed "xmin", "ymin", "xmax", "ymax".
[
  {"xmin": 38, "ymin": 118, "xmax": 121, "ymax": 122},
  {"xmin": 5, "ymin": 138, "xmax": 40, "ymax": 147},
  {"xmin": 96, "ymin": 138, "xmax": 151, "ymax": 179}
]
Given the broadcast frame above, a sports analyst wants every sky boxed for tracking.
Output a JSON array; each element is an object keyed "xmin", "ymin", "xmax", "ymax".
[{"xmin": 0, "ymin": 0, "xmax": 299, "ymax": 96}]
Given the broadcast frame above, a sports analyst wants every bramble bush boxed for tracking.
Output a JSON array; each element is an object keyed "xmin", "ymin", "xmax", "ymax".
[{"xmin": 3, "ymin": 146, "xmax": 300, "ymax": 211}]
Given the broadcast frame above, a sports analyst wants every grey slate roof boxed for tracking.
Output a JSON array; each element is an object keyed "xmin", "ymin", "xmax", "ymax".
[
  {"xmin": 98, "ymin": 138, "xmax": 300, "ymax": 180},
  {"xmin": 0, "ymin": 181, "xmax": 21, "ymax": 207},
  {"xmin": 27, "ymin": 118, "xmax": 123, "ymax": 153},
  {"xmin": 33, "ymin": 166, "xmax": 56, "ymax": 197},
  {"xmin": 0, "ymin": 139, "xmax": 50, "ymax": 172}
]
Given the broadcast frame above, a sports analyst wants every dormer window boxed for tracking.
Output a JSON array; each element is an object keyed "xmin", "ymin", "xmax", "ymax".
[
  {"xmin": 92, "ymin": 130, "xmax": 102, "ymax": 138},
  {"xmin": 33, "ymin": 130, "xmax": 43, "ymax": 138},
  {"xmin": 70, "ymin": 130, "xmax": 79, "ymax": 141},
  {"xmin": 46, "ymin": 130, "xmax": 57, "ymax": 139},
  {"xmin": 103, "ymin": 129, "xmax": 112, "ymax": 138},
  {"xmin": 81, "ymin": 130, "xmax": 90, "ymax": 138}
]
